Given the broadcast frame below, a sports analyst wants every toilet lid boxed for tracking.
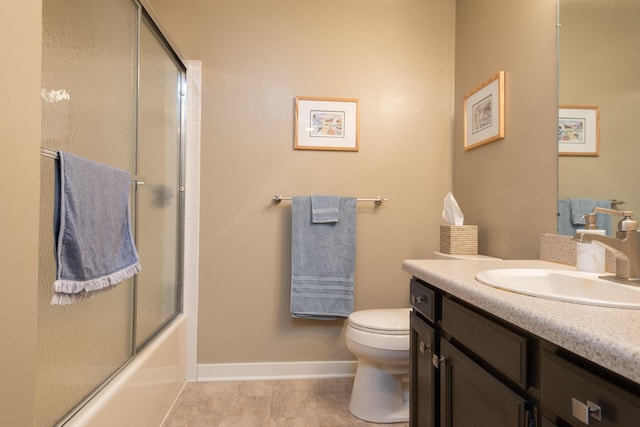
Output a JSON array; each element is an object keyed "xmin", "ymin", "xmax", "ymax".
[{"xmin": 348, "ymin": 308, "xmax": 410, "ymax": 335}]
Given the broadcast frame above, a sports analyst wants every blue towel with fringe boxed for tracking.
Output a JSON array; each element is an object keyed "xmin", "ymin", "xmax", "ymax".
[
  {"xmin": 291, "ymin": 196, "xmax": 356, "ymax": 319},
  {"xmin": 52, "ymin": 151, "xmax": 141, "ymax": 305}
]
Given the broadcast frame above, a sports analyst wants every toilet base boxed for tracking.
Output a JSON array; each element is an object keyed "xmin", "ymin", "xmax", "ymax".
[{"xmin": 349, "ymin": 363, "xmax": 410, "ymax": 423}]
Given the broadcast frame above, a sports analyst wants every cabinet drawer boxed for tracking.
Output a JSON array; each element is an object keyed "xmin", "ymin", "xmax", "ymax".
[
  {"xmin": 542, "ymin": 351, "xmax": 640, "ymax": 427},
  {"xmin": 441, "ymin": 298, "xmax": 527, "ymax": 388},
  {"xmin": 410, "ymin": 278, "xmax": 435, "ymax": 323}
]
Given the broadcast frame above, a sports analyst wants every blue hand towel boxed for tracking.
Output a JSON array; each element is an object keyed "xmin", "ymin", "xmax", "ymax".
[
  {"xmin": 291, "ymin": 196, "xmax": 357, "ymax": 319},
  {"xmin": 311, "ymin": 195, "xmax": 340, "ymax": 223},
  {"xmin": 52, "ymin": 151, "xmax": 141, "ymax": 304}
]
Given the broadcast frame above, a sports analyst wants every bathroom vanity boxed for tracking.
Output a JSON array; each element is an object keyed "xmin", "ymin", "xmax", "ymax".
[{"xmin": 404, "ymin": 259, "xmax": 640, "ymax": 427}]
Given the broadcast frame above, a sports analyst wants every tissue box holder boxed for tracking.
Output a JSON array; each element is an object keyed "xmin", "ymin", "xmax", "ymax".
[{"xmin": 440, "ymin": 225, "xmax": 478, "ymax": 255}]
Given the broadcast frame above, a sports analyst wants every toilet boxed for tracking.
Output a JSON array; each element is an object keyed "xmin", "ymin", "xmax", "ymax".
[{"xmin": 345, "ymin": 308, "xmax": 411, "ymax": 423}]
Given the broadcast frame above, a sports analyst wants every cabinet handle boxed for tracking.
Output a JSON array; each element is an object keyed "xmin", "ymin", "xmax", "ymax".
[
  {"xmin": 571, "ymin": 398, "xmax": 602, "ymax": 425},
  {"xmin": 419, "ymin": 341, "xmax": 431, "ymax": 354},
  {"xmin": 432, "ymin": 354, "xmax": 444, "ymax": 369},
  {"xmin": 411, "ymin": 295, "xmax": 423, "ymax": 305}
]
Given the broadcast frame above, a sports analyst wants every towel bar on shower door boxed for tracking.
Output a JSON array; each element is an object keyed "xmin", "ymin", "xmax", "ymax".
[{"xmin": 40, "ymin": 146, "xmax": 146, "ymax": 185}]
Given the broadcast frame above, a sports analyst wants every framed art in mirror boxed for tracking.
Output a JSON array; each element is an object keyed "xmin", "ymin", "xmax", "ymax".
[
  {"xmin": 294, "ymin": 96, "xmax": 359, "ymax": 151},
  {"xmin": 463, "ymin": 71, "xmax": 505, "ymax": 150},
  {"xmin": 558, "ymin": 105, "xmax": 599, "ymax": 156}
]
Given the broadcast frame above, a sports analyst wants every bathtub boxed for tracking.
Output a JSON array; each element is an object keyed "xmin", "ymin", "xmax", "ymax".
[{"xmin": 64, "ymin": 314, "xmax": 187, "ymax": 427}]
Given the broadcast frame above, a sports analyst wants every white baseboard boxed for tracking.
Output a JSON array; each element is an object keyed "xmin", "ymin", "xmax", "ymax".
[{"xmin": 197, "ymin": 360, "xmax": 357, "ymax": 382}]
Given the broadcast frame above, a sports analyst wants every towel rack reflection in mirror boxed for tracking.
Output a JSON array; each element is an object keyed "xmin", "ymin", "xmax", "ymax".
[
  {"xmin": 272, "ymin": 194, "xmax": 387, "ymax": 206},
  {"xmin": 40, "ymin": 146, "xmax": 146, "ymax": 185}
]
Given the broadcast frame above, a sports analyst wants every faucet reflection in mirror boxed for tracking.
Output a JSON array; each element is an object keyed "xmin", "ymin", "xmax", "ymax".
[
  {"xmin": 573, "ymin": 207, "xmax": 640, "ymax": 284},
  {"xmin": 558, "ymin": 198, "xmax": 612, "ymax": 236}
]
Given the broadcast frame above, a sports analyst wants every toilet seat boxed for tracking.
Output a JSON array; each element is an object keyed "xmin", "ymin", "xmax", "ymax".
[
  {"xmin": 346, "ymin": 308, "xmax": 410, "ymax": 351},
  {"xmin": 348, "ymin": 308, "xmax": 410, "ymax": 335}
]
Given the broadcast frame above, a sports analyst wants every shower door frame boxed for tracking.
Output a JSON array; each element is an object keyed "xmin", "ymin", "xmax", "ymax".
[{"xmin": 132, "ymin": 5, "xmax": 187, "ymax": 353}]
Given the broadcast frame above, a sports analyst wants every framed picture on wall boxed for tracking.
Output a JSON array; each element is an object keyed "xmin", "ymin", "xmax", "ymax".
[
  {"xmin": 294, "ymin": 97, "xmax": 359, "ymax": 151},
  {"xmin": 558, "ymin": 105, "xmax": 600, "ymax": 156},
  {"xmin": 463, "ymin": 71, "xmax": 505, "ymax": 150}
]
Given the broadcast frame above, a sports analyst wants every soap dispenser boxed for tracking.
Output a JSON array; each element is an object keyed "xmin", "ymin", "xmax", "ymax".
[{"xmin": 576, "ymin": 213, "xmax": 606, "ymax": 273}]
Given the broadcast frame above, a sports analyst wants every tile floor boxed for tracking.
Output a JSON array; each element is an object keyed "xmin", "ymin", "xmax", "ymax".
[{"xmin": 162, "ymin": 378, "xmax": 409, "ymax": 427}]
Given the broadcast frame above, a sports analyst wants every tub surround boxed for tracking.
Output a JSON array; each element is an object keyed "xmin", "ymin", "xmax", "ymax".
[{"xmin": 402, "ymin": 258, "xmax": 640, "ymax": 385}]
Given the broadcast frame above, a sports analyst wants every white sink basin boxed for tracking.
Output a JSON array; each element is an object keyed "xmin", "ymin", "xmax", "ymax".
[{"xmin": 475, "ymin": 268, "xmax": 640, "ymax": 309}]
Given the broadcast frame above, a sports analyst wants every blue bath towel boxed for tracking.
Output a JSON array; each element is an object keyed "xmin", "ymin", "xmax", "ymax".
[
  {"xmin": 291, "ymin": 196, "xmax": 357, "ymax": 319},
  {"xmin": 52, "ymin": 151, "xmax": 141, "ymax": 304}
]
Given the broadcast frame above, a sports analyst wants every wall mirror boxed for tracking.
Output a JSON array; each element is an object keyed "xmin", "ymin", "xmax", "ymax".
[{"xmin": 558, "ymin": 0, "xmax": 640, "ymax": 235}]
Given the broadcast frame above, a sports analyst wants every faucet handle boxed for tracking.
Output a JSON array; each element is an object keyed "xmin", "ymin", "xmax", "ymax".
[
  {"xmin": 593, "ymin": 207, "xmax": 638, "ymax": 232},
  {"xmin": 620, "ymin": 215, "xmax": 639, "ymax": 232}
]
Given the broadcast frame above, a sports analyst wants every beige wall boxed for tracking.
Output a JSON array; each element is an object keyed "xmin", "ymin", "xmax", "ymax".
[
  {"xmin": 147, "ymin": 0, "xmax": 456, "ymax": 364},
  {"xmin": 0, "ymin": 1, "xmax": 41, "ymax": 424},
  {"xmin": 558, "ymin": 0, "xmax": 640, "ymax": 217},
  {"xmin": 0, "ymin": 0, "xmax": 561, "ymax": 419},
  {"xmin": 453, "ymin": 0, "xmax": 559, "ymax": 259}
]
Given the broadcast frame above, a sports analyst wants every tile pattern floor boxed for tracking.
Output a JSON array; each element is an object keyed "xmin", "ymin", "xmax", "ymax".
[{"xmin": 162, "ymin": 378, "xmax": 409, "ymax": 427}]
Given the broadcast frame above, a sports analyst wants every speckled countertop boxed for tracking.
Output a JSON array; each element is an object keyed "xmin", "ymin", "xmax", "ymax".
[{"xmin": 402, "ymin": 259, "xmax": 640, "ymax": 385}]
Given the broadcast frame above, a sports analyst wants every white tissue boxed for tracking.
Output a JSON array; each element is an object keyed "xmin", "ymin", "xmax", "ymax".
[{"xmin": 442, "ymin": 192, "xmax": 464, "ymax": 226}]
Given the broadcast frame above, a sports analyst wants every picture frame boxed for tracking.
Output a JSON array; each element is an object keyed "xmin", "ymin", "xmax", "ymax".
[
  {"xmin": 294, "ymin": 96, "xmax": 359, "ymax": 151},
  {"xmin": 463, "ymin": 71, "xmax": 505, "ymax": 150},
  {"xmin": 558, "ymin": 105, "xmax": 600, "ymax": 156}
]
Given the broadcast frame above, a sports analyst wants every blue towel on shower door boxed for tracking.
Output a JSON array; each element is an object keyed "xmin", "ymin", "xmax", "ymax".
[
  {"xmin": 52, "ymin": 151, "xmax": 141, "ymax": 305},
  {"xmin": 291, "ymin": 196, "xmax": 357, "ymax": 319}
]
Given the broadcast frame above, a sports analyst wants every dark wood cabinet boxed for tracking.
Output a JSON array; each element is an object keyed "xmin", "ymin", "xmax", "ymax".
[
  {"xmin": 410, "ymin": 278, "xmax": 533, "ymax": 427},
  {"xmin": 409, "ymin": 276, "xmax": 640, "ymax": 427}
]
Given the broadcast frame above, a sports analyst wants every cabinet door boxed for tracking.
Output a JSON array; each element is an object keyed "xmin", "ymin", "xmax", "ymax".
[
  {"xmin": 410, "ymin": 311, "xmax": 436, "ymax": 427},
  {"xmin": 440, "ymin": 340, "xmax": 528, "ymax": 427}
]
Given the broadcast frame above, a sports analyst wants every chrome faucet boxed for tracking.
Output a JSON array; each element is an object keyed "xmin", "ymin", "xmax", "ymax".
[{"xmin": 573, "ymin": 207, "xmax": 640, "ymax": 282}]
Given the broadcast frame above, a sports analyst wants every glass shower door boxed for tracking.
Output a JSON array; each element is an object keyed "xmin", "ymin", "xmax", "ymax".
[
  {"xmin": 135, "ymin": 16, "xmax": 184, "ymax": 348},
  {"xmin": 36, "ymin": 0, "xmax": 138, "ymax": 425},
  {"xmin": 36, "ymin": 2, "xmax": 185, "ymax": 425}
]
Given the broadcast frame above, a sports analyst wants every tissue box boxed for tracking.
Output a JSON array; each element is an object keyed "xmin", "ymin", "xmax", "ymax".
[{"xmin": 440, "ymin": 225, "xmax": 478, "ymax": 255}]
